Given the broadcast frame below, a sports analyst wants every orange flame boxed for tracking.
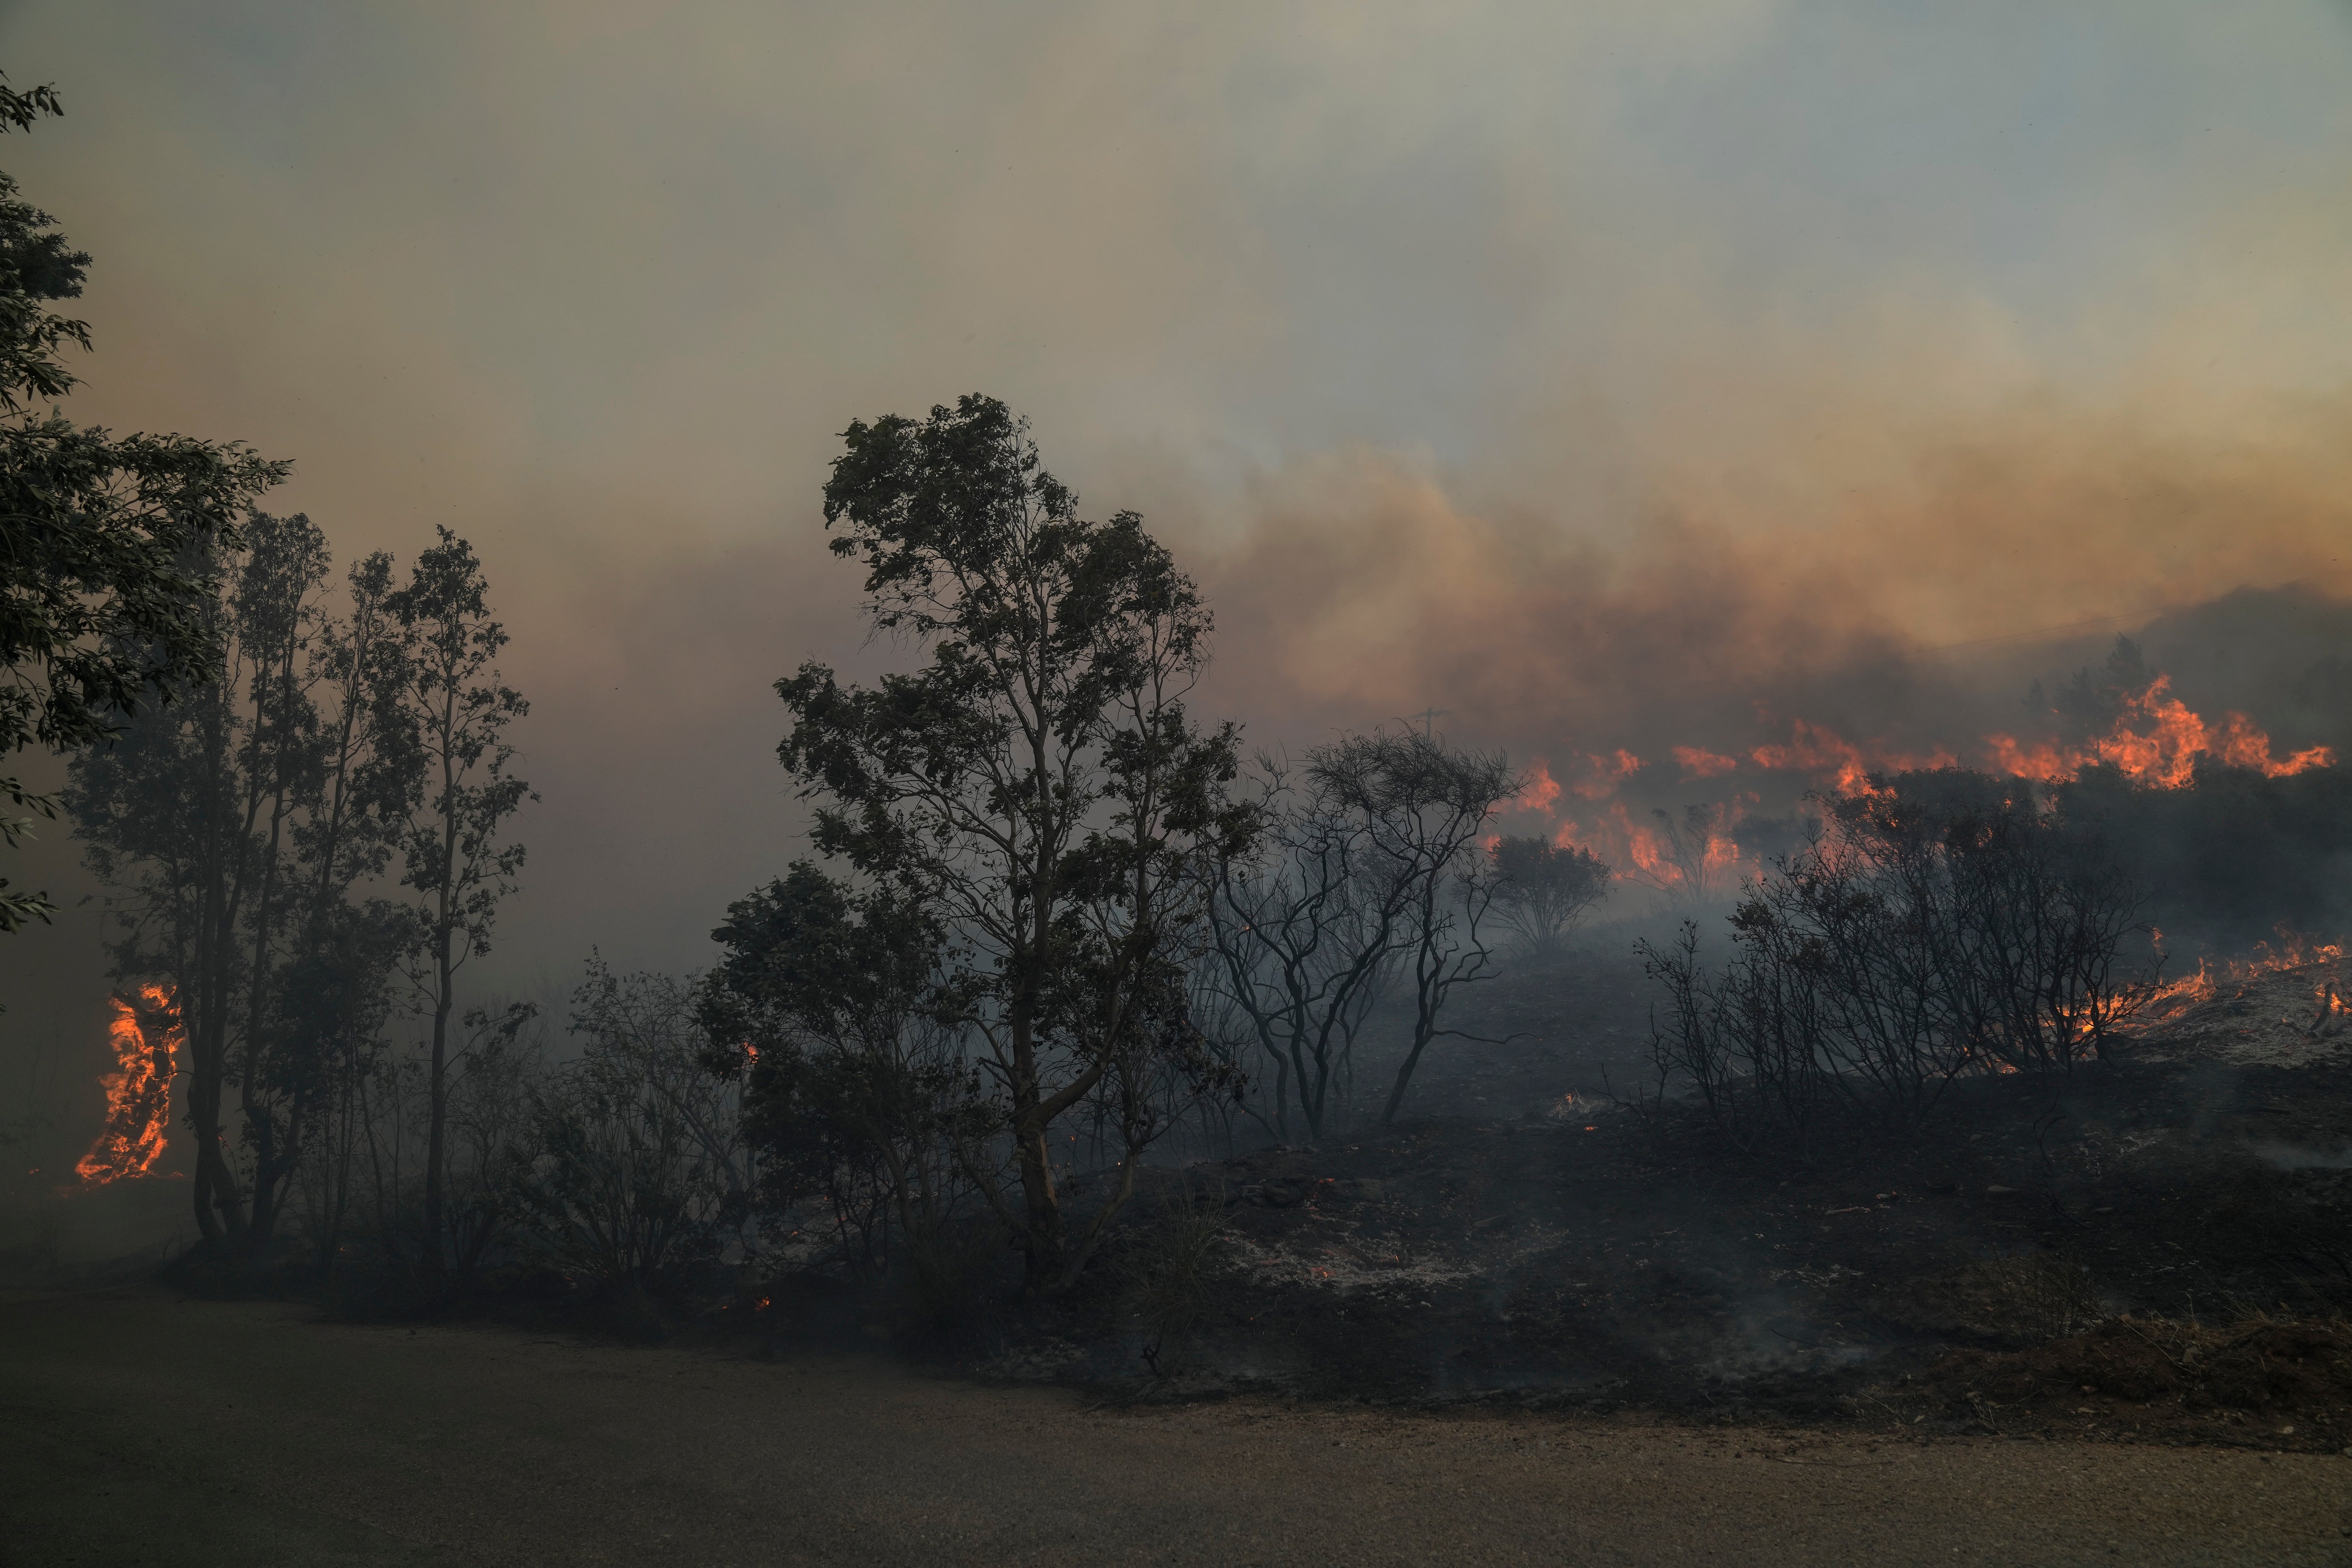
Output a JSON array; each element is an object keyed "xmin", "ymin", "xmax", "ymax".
[
  {"xmin": 75, "ymin": 986, "xmax": 180, "ymax": 1186},
  {"xmin": 2135, "ymin": 930, "xmax": 2347, "ymax": 1026},
  {"xmin": 1510, "ymin": 669, "xmax": 2333, "ymax": 903},
  {"xmin": 1749, "ymin": 719, "xmax": 1957, "ymax": 795},
  {"xmin": 1555, "ymin": 800, "xmax": 1746, "ymax": 895},
  {"xmin": 1986, "ymin": 675, "xmax": 2332, "ymax": 788}
]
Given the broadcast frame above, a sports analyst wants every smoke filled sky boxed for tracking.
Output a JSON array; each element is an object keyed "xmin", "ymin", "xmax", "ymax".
[{"xmin": 5, "ymin": 2, "xmax": 2352, "ymax": 997}]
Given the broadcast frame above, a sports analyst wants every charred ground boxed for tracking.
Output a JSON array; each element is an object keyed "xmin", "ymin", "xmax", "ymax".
[{"xmin": 925, "ymin": 952, "xmax": 2352, "ymax": 1454}]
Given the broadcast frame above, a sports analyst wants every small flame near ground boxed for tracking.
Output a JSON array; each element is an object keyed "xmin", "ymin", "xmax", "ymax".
[
  {"xmin": 73, "ymin": 985, "xmax": 181, "ymax": 1186},
  {"xmin": 2139, "ymin": 931, "xmax": 2349, "ymax": 1027}
]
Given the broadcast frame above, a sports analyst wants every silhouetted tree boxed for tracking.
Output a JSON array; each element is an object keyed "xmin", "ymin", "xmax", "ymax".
[
  {"xmin": 70, "ymin": 515, "xmax": 347, "ymax": 1246},
  {"xmin": 521, "ymin": 958, "xmax": 752, "ymax": 1289},
  {"xmin": 1486, "ymin": 835, "xmax": 1609, "ymax": 955},
  {"xmin": 775, "ymin": 395, "xmax": 1251, "ymax": 1293},
  {"xmin": 1348, "ymin": 732, "xmax": 1517, "ymax": 1125},
  {"xmin": 1642, "ymin": 770, "xmax": 2160, "ymax": 1156},
  {"xmin": 2028, "ymin": 634, "xmax": 2151, "ymax": 743},
  {"xmin": 1208, "ymin": 732, "xmax": 1517, "ymax": 1137},
  {"xmin": 704, "ymin": 864, "xmax": 978, "ymax": 1289},
  {"xmin": 1206, "ymin": 751, "xmax": 1405, "ymax": 1144},
  {"xmin": 383, "ymin": 527, "xmax": 532, "ymax": 1295}
]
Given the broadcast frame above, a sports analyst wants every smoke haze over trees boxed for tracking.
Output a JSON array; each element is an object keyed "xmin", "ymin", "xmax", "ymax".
[
  {"xmin": 4, "ymin": 5, "xmax": 2352, "ymax": 998},
  {"xmin": 3, "ymin": 13, "xmax": 2352, "ymax": 1343}
]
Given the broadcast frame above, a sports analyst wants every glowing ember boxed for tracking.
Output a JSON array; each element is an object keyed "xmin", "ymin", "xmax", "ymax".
[{"xmin": 74, "ymin": 985, "xmax": 180, "ymax": 1186}]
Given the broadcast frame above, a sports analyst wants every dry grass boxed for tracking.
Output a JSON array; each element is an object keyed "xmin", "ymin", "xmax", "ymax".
[
  {"xmin": 1921, "ymin": 1311, "xmax": 2352, "ymax": 1433},
  {"xmin": 1116, "ymin": 1183, "xmax": 1233, "ymax": 1362},
  {"xmin": 1952, "ymin": 1250, "xmax": 2105, "ymax": 1346}
]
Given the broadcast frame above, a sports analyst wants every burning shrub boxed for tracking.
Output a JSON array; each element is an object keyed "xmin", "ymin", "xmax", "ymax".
[{"xmin": 1640, "ymin": 770, "xmax": 2158, "ymax": 1152}]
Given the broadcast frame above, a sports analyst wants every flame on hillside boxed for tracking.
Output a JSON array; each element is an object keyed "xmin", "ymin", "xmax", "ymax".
[
  {"xmin": 2137, "ymin": 931, "xmax": 2347, "ymax": 1027},
  {"xmin": 1985, "ymin": 675, "xmax": 2335, "ymax": 789},
  {"xmin": 73, "ymin": 986, "xmax": 181, "ymax": 1186},
  {"xmin": 1506, "ymin": 670, "xmax": 2334, "ymax": 895}
]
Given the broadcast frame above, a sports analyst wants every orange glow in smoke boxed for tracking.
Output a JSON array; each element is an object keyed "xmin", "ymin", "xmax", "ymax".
[
  {"xmin": 1554, "ymin": 799, "xmax": 1746, "ymax": 894},
  {"xmin": 1512, "ymin": 671, "xmax": 2332, "ymax": 890},
  {"xmin": 74, "ymin": 986, "xmax": 180, "ymax": 1186},
  {"xmin": 1673, "ymin": 745, "xmax": 1740, "ymax": 779},
  {"xmin": 1572, "ymin": 749, "xmax": 1644, "ymax": 800},
  {"xmin": 1513, "ymin": 758, "xmax": 1561, "ymax": 815},
  {"xmin": 1748, "ymin": 718, "xmax": 1958, "ymax": 796}
]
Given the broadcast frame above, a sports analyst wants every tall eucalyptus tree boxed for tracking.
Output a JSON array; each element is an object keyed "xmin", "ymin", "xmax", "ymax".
[{"xmin": 774, "ymin": 395, "xmax": 1252, "ymax": 1293}]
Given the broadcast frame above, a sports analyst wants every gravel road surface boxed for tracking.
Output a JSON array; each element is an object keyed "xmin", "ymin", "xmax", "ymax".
[{"xmin": 3, "ymin": 1289, "xmax": 2346, "ymax": 1566}]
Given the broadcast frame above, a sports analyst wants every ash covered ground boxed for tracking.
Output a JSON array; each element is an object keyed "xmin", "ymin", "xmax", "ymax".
[{"xmin": 956, "ymin": 949, "xmax": 2352, "ymax": 1453}]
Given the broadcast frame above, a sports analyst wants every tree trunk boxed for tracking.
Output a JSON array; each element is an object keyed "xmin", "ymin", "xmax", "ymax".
[
  {"xmin": 420, "ymin": 921, "xmax": 451, "ymax": 1296},
  {"xmin": 187, "ymin": 1037, "xmax": 231, "ymax": 1246},
  {"xmin": 1009, "ymin": 1016, "xmax": 1062, "ymax": 1292},
  {"xmin": 418, "ymin": 674, "xmax": 461, "ymax": 1299}
]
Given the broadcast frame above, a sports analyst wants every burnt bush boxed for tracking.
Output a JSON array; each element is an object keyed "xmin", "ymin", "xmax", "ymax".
[
  {"xmin": 1640, "ymin": 770, "xmax": 2158, "ymax": 1154},
  {"xmin": 2193, "ymin": 1162, "xmax": 2352, "ymax": 1296},
  {"xmin": 1113, "ymin": 1182, "xmax": 1234, "ymax": 1374}
]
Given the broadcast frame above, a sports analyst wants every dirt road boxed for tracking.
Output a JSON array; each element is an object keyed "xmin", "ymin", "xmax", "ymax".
[{"xmin": 3, "ymin": 1288, "xmax": 2345, "ymax": 1566}]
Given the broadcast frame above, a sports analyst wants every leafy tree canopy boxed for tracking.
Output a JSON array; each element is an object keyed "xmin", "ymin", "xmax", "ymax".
[{"xmin": 0, "ymin": 72, "xmax": 289, "ymax": 932}]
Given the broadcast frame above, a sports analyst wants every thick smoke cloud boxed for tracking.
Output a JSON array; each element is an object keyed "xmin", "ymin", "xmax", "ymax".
[
  {"xmin": 2, "ymin": 0, "xmax": 2349, "ymax": 1014},
  {"xmin": 1197, "ymin": 399, "xmax": 2352, "ymax": 763}
]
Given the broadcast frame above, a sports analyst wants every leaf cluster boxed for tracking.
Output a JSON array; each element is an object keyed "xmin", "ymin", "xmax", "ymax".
[{"xmin": 1, "ymin": 82, "xmax": 288, "ymax": 932}]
